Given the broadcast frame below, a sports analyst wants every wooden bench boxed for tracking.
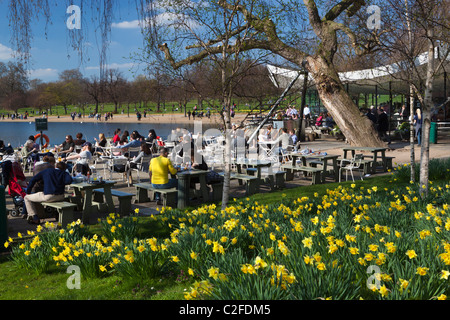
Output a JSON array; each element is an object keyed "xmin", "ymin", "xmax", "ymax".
[
  {"xmin": 219, "ymin": 172, "xmax": 259, "ymax": 195},
  {"xmin": 209, "ymin": 182, "xmax": 223, "ymax": 201},
  {"xmin": 134, "ymin": 182, "xmax": 177, "ymax": 207},
  {"xmin": 281, "ymin": 164, "xmax": 322, "ymax": 184},
  {"xmin": 41, "ymin": 201, "xmax": 78, "ymax": 228},
  {"xmin": 233, "ymin": 173, "xmax": 260, "ymax": 195},
  {"xmin": 274, "ymin": 171, "xmax": 286, "ymax": 189},
  {"xmin": 245, "ymin": 168, "xmax": 258, "ymax": 176},
  {"xmin": 383, "ymin": 156, "xmax": 395, "ymax": 170},
  {"xmin": 93, "ymin": 188, "xmax": 134, "ymax": 216}
]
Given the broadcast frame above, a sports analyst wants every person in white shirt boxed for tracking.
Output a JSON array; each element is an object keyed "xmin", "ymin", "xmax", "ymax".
[
  {"xmin": 271, "ymin": 128, "xmax": 291, "ymax": 155},
  {"xmin": 303, "ymin": 105, "xmax": 311, "ymax": 121},
  {"xmin": 289, "ymin": 129, "xmax": 298, "ymax": 146},
  {"xmin": 66, "ymin": 142, "xmax": 93, "ymax": 175}
]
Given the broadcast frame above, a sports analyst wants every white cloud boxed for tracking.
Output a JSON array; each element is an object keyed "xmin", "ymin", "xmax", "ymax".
[
  {"xmin": 0, "ymin": 43, "xmax": 15, "ymax": 60},
  {"xmin": 85, "ymin": 62, "xmax": 136, "ymax": 70},
  {"xmin": 27, "ymin": 68, "xmax": 59, "ymax": 80},
  {"xmin": 111, "ymin": 20, "xmax": 142, "ymax": 29},
  {"xmin": 111, "ymin": 12, "xmax": 200, "ymax": 30}
]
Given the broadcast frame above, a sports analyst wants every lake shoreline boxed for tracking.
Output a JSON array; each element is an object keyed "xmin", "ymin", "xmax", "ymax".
[{"xmin": 0, "ymin": 113, "xmax": 247, "ymax": 125}]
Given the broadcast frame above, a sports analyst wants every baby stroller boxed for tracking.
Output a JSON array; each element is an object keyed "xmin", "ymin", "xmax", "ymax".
[{"xmin": 1, "ymin": 159, "xmax": 27, "ymax": 217}]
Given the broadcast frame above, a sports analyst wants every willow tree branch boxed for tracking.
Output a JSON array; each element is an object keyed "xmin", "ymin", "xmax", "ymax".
[
  {"xmin": 185, "ymin": 25, "xmax": 249, "ymax": 50},
  {"xmin": 159, "ymin": 36, "xmax": 306, "ymax": 70},
  {"xmin": 323, "ymin": 0, "xmax": 366, "ymax": 21},
  {"xmin": 303, "ymin": 0, "xmax": 322, "ymax": 33},
  {"xmin": 159, "ymin": 1, "xmax": 309, "ymax": 70},
  {"xmin": 327, "ymin": 20, "xmax": 385, "ymax": 56}
]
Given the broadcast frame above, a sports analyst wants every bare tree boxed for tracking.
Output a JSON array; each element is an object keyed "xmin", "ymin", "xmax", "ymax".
[
  {"xmin": 83, "ymin": 75, "xmax": 104, "ymax": 114},
  {"xmin": 104, "ymin": 69, "xmax": 127, "ymax": 113},
  {"xmin": 151, "ymin": 0, "xmax": 389, "ymax": 147},
  {"xmin": 377, "ymin": 0, "xmax": 450, "ymax": 196},
  {"xmin": 0, "ymin": 61, "xmax": 29, "ymax": 111}
]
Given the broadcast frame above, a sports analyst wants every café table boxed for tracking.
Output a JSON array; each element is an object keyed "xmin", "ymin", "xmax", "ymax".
[
  {"xmin": 288, "ymin": 152, "xmax": 340, "ymax": 183},
  {"xmin": 235, "ymin": 159, "xmax": 272, "ymax": 179},
  {"xmin": 176, "ymin": 169, "xmax": 209, "ymax": 210},
  {"xmin": 70, "ymin": 179, "xmax": 116, "ymax": 224},
  {"xmin": 342, "ymin": 146, "xmax": 387, "ymax": 173}
]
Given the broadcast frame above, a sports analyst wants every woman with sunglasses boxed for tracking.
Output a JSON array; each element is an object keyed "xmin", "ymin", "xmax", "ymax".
[{"xmin": 57, "ymin": 135, "xmax": 75, "ymax": 158}]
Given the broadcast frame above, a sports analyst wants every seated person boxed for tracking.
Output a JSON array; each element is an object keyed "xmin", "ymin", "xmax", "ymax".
[
  {"xmin": 24, "ymin": 162, "xmax": 73, "ymax": 224},
  {"xmin": 65, "ymin": 142, "xmax": 93, "ymax": 175},
  {"xmin": 21, "ymin": 135, "xmax": 39, "ymax": 161},
  {"xmin": 0, "ymin": 140, "xmax": 14, "ymax": 155},
  {"xmin": 146, "ymin": 129, "xmax": 157, "ymax": 143},
  {"xmin": 128, "ymin": 142, "xmax": 152, "ymax": 184},
  {"xmin": 288, "ymin": 129, "xmax": 298, "ymax": 146},
  {"xmin": 1, "ymin": 150, "xmax": 28, "ymax": 199},
  {"xmin": 149, "ymin": 147, "xmax": 179, "ymax": 204},
  {"xmin": 132, "ymin": 130, "xmax": 145, "ymax": 141},
  {"xmin": 31, "ymin": 155, "xmax": 56, "ymax": 193},
  {"xmin": 94, "ymin": 133, "xmax": 107, "ymax": 154},
  {"xmin": 189, "ymin": 149, "xmax": 208, "ymax": 189},
  {"xmin": 117, "ymin": 132, "xmax": 141, "ymax": 150},
  {"xmin": 74, "ymin": 133, "xmax": 86, "ymax": 147},
  {"xmin": 325, "ymin": 113, "xmax": 335, "ymax": 129},
  {"xmin": 112, "ymin": 129, "xmax": 121, "ymax": 145},
  {"xmin": 58, "ymin": 135, "xmax": 75, "ymax": 158},
  {"xmin": 315, "ymin": 113, "xmax": 324, "ymax": 127}
]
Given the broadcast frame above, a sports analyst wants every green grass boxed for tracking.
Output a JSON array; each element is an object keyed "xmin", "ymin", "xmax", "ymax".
[
  {"xmin": 250, "ymin": 174, "xmax": 399, "ymax": 205},
  {"xmin": 0, "ymin": 93, "xmax": 403, "ymax": 118},
  {"xmin": 0, "ymin": 253, "xmax": 187, "ymax": 299}
]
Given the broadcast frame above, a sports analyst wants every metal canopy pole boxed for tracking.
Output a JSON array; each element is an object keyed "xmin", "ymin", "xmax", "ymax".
[
  {"xmin": 247, "ymin": 71, "xmax": 302, "ymax": 144},
  {"xmin": 298, "ymin": 71, "xmax": 309, "ymax": 142}
]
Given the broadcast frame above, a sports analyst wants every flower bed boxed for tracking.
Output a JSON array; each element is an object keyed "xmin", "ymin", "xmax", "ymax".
[{"xmin": 4, "ymin": 181, "xmax": 450, "ymax": 300}]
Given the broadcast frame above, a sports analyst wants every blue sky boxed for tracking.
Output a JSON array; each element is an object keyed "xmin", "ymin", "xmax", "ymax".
[{"xmin": 0, "ymin": 1, "xmax": 150, "ymax": 82}]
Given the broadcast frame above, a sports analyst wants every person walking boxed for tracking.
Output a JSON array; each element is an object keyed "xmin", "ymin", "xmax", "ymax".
[
  {"xmin": 377, "ymin": 107, "xmax": 391, "ymax": 144},
  {"xmin": 413, "ymin": 108, "xmax": 422, "ymax": 146}
]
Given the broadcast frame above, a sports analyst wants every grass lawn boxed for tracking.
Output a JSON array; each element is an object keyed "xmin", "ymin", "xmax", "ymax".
[{"xmin": 1, "ymin": 94, "xmax": 403, "ymax": 118}]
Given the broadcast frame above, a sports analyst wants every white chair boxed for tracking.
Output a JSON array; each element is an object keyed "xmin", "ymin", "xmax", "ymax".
[
  {"xmin": 259, "ymin": 143, "xmax": 278, "ymax": 163},
  {"xmin": 106, "ymin": 157, "xmax": 130, "ymax": 184},
  {"xmin": 126, "ymin": 147, "xmax": 141, "ymax": 159},
  {"xmin": 280, "ymin": 149, "xmax": 292, "ymax": 164},
  {"xmin": 127, "ymin": 154, "xmax": 152, "ymax": 185},
  {"xmin": 339, "ymin": 154, "xmax": 364, "ymax": 182},
  {"xmin": 93, "ymin": 150, "xmax": 110, "ymax": 178}
]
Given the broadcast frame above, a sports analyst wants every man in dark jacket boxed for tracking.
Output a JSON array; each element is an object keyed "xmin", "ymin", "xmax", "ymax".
[
  {"xmin": 376, "ymin": 107, "xmax": 391, "ymax": 144},
  {"xmin": 24, "ymin": 162, "xmax": 73, "ymax": 224}
]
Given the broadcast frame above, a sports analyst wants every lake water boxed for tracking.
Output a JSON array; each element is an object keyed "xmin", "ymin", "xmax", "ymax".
[{"xmin": 0, "ymin": 120, "xmax": 219, "ymax": 148}]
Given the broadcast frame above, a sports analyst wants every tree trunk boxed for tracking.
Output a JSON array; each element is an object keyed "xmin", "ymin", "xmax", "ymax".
[
  {"xmin": 221, "ymin": 69, "xmax": 232, "ymax": 210},
  {"xmin": 306, "ymin": 55, "xmax": 386, "ymax": 147},
  {"xmin": 405, "ymin": 0, "xmax": 416, "ymax": 183},
  {"xmin": 409, "ymin": 88, "xmax": 416, "ymax": 182},
  {"xmin": 419, "ymin": 32, "xmax": 435, "ymax": 197}
]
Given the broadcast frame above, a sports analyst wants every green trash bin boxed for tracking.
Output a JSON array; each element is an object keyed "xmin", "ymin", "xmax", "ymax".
[
  {"xmin": 430, "ymin": 122, "xmax": 437, "ymax": 144},
  {"xmin": 0, "ymin": 186, "xmax": 7, "ymax": 252}
]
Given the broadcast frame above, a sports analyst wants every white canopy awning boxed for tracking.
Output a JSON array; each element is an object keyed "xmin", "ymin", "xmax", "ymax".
[{"xmin": 268, "ymin": 47, "xmax": 450, "ymax": 97}]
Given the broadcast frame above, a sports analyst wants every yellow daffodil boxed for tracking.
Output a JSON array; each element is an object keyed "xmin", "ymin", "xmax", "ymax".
[
  {"xmin": 416, "ymin": 267, "xmax": 429, "ymax": 276},
  {"xmin": 406, "ymin": 250, "xmax": 417, "ymax": 259}
]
